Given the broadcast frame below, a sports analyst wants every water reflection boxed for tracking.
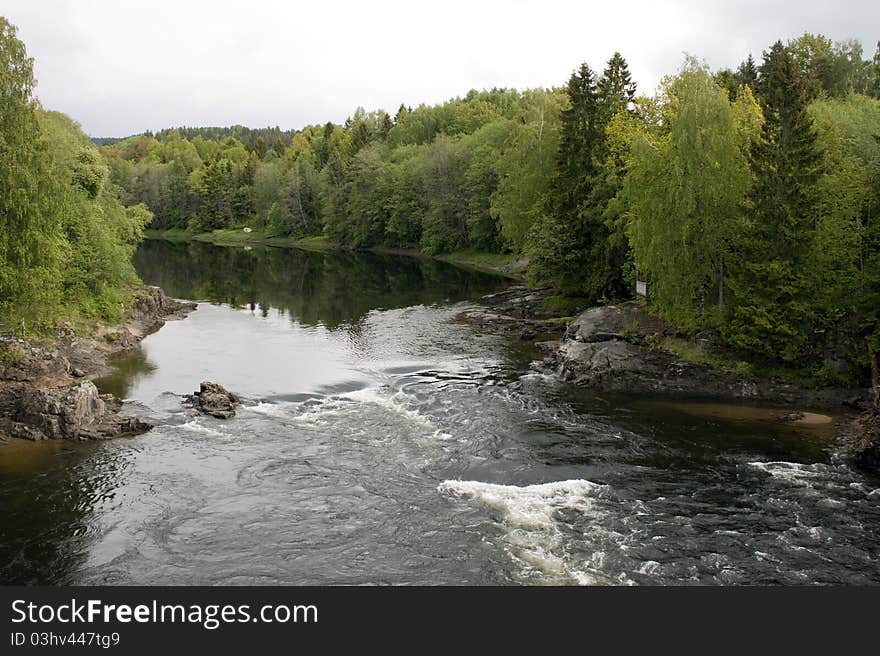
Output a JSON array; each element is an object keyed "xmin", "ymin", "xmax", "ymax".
[
  {"xmin": 0, "ymin": 440, "xmax": 130, "ymax": 584},
  {"xmin": 133, "ymin": 239, "xmax": 507, "ymax": 329},
  {"xmin": 98, "ymin": 346, "xmax": 157, "ymax": 400}
]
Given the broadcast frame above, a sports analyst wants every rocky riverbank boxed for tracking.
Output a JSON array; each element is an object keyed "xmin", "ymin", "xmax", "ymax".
[
  {"xmin": 0, "ymin": 287, "xmax": 196, "ymax": 442},
  {"xmin": 461, "ymin": 286, "xmax": 878, "ymax": 468}
]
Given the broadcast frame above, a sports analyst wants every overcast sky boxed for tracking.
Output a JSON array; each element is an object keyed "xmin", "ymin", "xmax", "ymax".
[{"xmin": 4, "ymin": 1, "xmax": 879, "ymax": 137}]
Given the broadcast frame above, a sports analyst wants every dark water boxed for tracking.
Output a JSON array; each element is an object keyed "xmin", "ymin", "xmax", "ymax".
[{"xmin": 2, "ymin": 240, "xmax": 879, "ymax": 585}]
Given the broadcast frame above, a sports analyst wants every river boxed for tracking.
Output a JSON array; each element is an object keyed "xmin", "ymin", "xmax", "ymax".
[{"xmin": 1, "ymin": 239, "xmax": 879, "ymax": 585}]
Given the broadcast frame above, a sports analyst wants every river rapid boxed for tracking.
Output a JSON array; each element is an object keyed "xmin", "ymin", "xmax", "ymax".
[{"xmin": 1, "ymin": 239, "xmax": 879, "ymax": 585}]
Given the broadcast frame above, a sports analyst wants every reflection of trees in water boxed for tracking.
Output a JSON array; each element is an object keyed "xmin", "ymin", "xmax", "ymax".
[
  {"xmin": 94, "ymin": 346, "xmax": 156, "ymax": 399},
  {"xmin": 0, "ymin": 443, "xmax": 130, "ymax": 584},
  {"xmin": 133, "ymin": 240, "xmax": 506, "ymax": 329}
]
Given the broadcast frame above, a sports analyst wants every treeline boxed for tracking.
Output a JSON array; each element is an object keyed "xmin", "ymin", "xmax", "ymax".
[
  {"xmin": 104, "ymin": 33, "xmax": 880, "ymax": 387},
  {"xmin": 0, "ymin": 18, "xmax": 150, "ymax": 331},
  {"xmin": 103, "ymin": 88, "xmax": 564, "ymax": 255},
  {"xmin": 93, "ymin": 125, "xmax": 299, "ymax": 151}
]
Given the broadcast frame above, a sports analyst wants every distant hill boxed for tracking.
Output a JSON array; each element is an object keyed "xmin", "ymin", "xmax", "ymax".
[{"xmin": 90, "ymin": 125, "xmax": 299, "ymax": 150}]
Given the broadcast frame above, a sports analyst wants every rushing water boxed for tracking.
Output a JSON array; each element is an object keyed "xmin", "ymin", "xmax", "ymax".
[{"xmin": 2, "ymin": 239, "xmax": 879, "ymax": 585}]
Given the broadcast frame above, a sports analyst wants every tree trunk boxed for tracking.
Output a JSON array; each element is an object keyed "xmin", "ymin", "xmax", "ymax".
[
  {"xmin": 871, "ymin": 343, "xmax": 879, "ymax": 410},
  {"xmin": 717, "ymin": 258, "xmax": 724, "ymax": 312}
]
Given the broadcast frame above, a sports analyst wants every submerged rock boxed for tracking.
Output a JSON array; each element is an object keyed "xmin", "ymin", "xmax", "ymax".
[
  {"xmin": 0, "ymin": 380, "xmax": 151, "ymax": 441},
  {"xmin": 187, "ymin": 381, "xmax": 240, "ymax": 419}
]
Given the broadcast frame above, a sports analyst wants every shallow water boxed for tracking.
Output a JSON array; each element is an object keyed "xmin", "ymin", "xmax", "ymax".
[{"xmin": 1, "ymin": 240, "xmax": 878, "ymax": 585}]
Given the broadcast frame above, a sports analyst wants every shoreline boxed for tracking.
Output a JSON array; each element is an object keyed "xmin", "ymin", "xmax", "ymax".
[
  {"xmin": 0, "ymin": 287, "xmax": 196, "ymax": 442},
  {"xmin": 459, "ymin": 286, "xmax": 879, "ymax": 468},
  {"xmin": 144, "ymin": 228, "xmax": 528, "ymax": 280}
]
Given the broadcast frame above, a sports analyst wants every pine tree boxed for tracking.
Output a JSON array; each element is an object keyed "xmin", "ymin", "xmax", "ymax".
[
  {"xmin": 528, "ymin": 63, "xmax": 602, "ymax": 295},
  {"xmin": 597, "ymin": 52, "xmax": 636, "ymax": 121},
  {"xmin": 554, "ymin": 63, "xmax": 601, "ymax": 211},
  {"xmin": 736, "ymin": 54, "xmax": 758, "ymax": 88},
  {"xmin": 726, "ymin": 41, "xmax": 823, "ymax": 361}
]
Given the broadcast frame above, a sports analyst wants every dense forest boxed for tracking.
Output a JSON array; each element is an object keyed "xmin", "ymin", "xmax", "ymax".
[
  {"xmin": 103, "ymin": 33, "xmax": 880, "ymax": 390},
  {"xmin": 1, "ymin": 11, "xmax": 879, "ymax": 394},
  {"xmin": 0, "ymin": 17, "xmax": 150, "ymax": 332}
]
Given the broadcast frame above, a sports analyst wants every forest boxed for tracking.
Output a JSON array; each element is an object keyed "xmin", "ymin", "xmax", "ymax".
[
  {"xmin": 103, "ymin": 33, "xmax": 880, "ymax": 390},
  {"xmin": 0, "ymin": 17, "xmax": 149, "ymax": 332},
  {"xmin": 1, "ymin": 11, "xmax": 879, "ymax": 392}
]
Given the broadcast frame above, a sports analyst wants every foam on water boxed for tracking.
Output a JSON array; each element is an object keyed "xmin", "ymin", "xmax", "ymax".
[
  {"xmin": 438, "ymin": 479, "xmax": 611, "ymax": 584},
  {"xmin": 746, "ymin": 461, "xmax": 836, "ymax": 487},
  {"xmin": 180, "ymin": 420, "xmax": 231, "ymax": 438}
]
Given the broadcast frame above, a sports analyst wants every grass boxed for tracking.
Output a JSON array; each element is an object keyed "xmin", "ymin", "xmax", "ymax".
[
  {"xmin": 144, "ymin": 227, "xmax": 191, "ymax": 241},
  {"xmin": 144, "ymin": 229, "xmax": 524, "ymax": 277},
  {"xmin": 653, "ymin": 334, "xmax": 861, "ymax": 388},
  {"xmin": 539, "ymin": 294, "xmax": 589, "ymax": 315},
  {"xmin": 437, "ymin": 249, "xmax": 525, "ymax": 279}
]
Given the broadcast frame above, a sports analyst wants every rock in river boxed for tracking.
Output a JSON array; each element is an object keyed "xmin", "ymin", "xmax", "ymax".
[
  {"xmin": 187, "ymin": 381, "xmax": 240, "ymax": 419},
  {"xmin": 0, "ymin": 380, "xmax": 151, "ymax": 440}
]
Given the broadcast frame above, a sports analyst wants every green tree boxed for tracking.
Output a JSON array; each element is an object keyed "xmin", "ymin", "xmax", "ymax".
[
  {"xmin": 627, "ymin": 60, "xmax": 749, "ymax": 329},
  {"xmin": 0, "ymin": 17, "xmax": 64, "ymax": 327},
  {"xmin": 725, "ymin": 41, "xmax": 822, "ymax": 361},
  {"xmin": 736, "ymin": 54, "xmax": 758, "ymax": 88},
  {"xmin": 528, "ymin": 63, "xmax": 603, "ymax": 295},
  {"xmin": 491, "ymin": 89, "xmax": 564, "ymax": 252}
]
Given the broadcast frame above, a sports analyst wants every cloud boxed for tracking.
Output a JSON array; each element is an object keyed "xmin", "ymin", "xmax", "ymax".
[{"xmin": 3, "ymin": 0, "xmax": 878, "ymax": 136}]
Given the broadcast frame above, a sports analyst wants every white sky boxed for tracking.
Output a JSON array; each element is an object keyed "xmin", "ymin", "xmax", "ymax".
[{"xmin": 4, "ymin": 0, "xmax": 879, "ymax": 136}]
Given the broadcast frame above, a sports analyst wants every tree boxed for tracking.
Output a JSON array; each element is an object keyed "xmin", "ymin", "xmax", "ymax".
[
  {"xmin": 725, "ymin": 41, "xmax": 822, "ymax": 361},
  {"xmin": 714, "ymin": 68, "xmax": 739, "ymax": 101},
  {"xmin": 528, "ymin": 63, "xmax": 604, "ymax": 295},
  {"xmin": 491, "ymin": 89, "xmax": 564, "ymax": 252},
  {"xmin": 597, "ymin": 52, "xmax": 637, "ymax": 120},
  {"xmin": 871, "ymin": 41, "xmax": 880, "ymax": 98},
  {"xmin": 0, "ymin": 17, "xmax": 64, "ymax": 327},
  {"xmin": 736, "ymin": 54, "xmax": 758, "ymax": 88},
  {"xmin": 627, "ymin": 60, "xmax": 749, "ymax": 329}
]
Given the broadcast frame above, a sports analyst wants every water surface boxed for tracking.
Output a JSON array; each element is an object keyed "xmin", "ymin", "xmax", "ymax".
[{"xmin": 1, "ymin": 239, "xmax": 878, "ymax": 585}]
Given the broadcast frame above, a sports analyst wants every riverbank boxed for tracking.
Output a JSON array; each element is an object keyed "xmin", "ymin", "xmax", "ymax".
[
  {"xmin": 460, "ymin": 286, "xmax": 880, "ymax": 468},
  {"xmin": 144, "ymin": 228, "xmax": 528, "ymax": 279},
  {"xmin": 0, "ymin": 287, "xmax": 195, "ymax": 442}
]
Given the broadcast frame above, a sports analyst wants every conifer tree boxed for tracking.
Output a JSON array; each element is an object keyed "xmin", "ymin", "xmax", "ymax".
[
  {"xmin": 736, "ymin": 54, "xmax": 758, "ymax": 87},
  {"xmin": 528, "ymin": 63, "xmax": 602, "ymax": 295},
  {"xmin": 554, "ymin": 63, "xmax": 601, "ymax": 211},
  {"xmin": 726, "ymin": 41, "xmax": 822, "ymax": 361}
]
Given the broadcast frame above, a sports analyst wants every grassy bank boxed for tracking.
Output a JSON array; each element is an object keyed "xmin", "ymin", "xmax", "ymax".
[{"xmin": 143, "ymin": 228, "xmax": 525, "ymax": 279}]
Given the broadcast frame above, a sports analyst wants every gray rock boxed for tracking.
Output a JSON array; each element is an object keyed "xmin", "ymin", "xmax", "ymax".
[
  {"xmin": 187, "ymin": 381, "xmax": 240, "ymax": 419},
  {"xmin": 566, "ymin": 306, "xmax": 630, "ymax": 343},
  {"xmin": 555, "ymin": 306, "xmax": 869, "ymax": 406},
  {"xmin": 0, "ymin": 381, "xmax": 151, "ymax": 441}
]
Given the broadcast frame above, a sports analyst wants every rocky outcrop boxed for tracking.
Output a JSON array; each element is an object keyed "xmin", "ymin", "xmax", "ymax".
[
  {"xmin": 836, "ymin": 409, "xmax": 880, "ymax": 470},
  {"xmin": 555, "ymin": 303, "xmax": 869, "ymax": 407},
  {"xmin": 0, "ymin": 341, "xmax": 71, "ymax": 385},
  {"xmin": 0, "ymin": 285, "xmax": 195, "ymax": 442},
  {"xmin": 91, "ymin": 287, "xmax": 196, "ymax": 364},
  {"xmin": 458, "ymin": 286, "xmax": 568, "ymax": 341},
  {"xmin": 186, "ymin": 381, "xmax": 240, "ymax": 419},
  {"xmin": 0, "ymin": 381, "xmax": 151, "ymax": 441}
]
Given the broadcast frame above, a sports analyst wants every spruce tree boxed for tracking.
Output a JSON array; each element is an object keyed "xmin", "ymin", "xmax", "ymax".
[
  {"xmin": 529, "ymin": 63, "xmax": 602, "ymax": 295},
  {"xmin": 736, "ymin": 54, "xmax": 758, "ymax": 88},
  {"xmin": 597, "ymin": 52, "xmax": 636, "ymax": 121},
  {"xmin": 726, "ymin": 41, "xmax": 822, "ymax": 361},
  {"xmin": 554, "ymin": 63, "xmax": 601, "ymax": 212},
  {"xmin": 530, "ymin": 56, "xmax": 639, "ymax": 300}
]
